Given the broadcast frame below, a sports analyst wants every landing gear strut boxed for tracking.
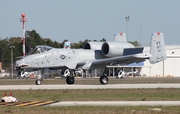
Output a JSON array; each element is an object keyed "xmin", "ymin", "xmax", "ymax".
[
  {"xmin": 66, "ymin": 69, "xmax": 75, "ymax": 85},
  {"xmin": 98, "ymin": 67, "xmax": 109, "ymax": 85},
  {"xmin": 35, "ymin": 73, "xmax": 43, "ymax": 85}
]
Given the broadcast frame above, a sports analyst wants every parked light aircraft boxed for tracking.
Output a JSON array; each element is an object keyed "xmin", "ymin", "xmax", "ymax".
[{"xmin": 15, "ymin": 32, "xmax": 166, "ymax": 85}]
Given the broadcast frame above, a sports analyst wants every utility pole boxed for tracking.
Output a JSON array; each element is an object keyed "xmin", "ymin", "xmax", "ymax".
[
  {"xmin": 10, "ymin": 46, "xmax": 15, "ymax": 78},
  {"xmin": 125, "ymin": 16, "xmax": 130, "ymax": 41}
]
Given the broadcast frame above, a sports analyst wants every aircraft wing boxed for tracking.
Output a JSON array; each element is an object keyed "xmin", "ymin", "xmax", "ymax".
[
  {"xmin": 82, "ymin": 52, "xmax": 151, "ymax": 69},
  {"xmin": 82, "ymin": 32, "xmax": 166, "ymax": 70}
]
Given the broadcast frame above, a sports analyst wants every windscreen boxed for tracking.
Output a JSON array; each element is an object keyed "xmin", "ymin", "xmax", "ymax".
[{"xmin": 28, "ymin": 45, "xmax": 53, "ymax": 55}]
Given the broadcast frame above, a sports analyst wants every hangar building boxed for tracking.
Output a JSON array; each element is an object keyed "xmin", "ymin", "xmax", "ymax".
[{"xmin": 140, "ymin": 45, "xmax": 180, "ymax": 77}]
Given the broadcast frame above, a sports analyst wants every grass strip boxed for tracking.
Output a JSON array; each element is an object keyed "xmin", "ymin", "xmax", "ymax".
[{"xmin": 1, "ymin": 88, "xmax": 180, "ymax": 101}]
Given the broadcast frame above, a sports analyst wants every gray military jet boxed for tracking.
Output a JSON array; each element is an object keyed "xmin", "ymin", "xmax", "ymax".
[{"xmin": 15, "ymin": 32, "xmax": 166, "ymax": 85}]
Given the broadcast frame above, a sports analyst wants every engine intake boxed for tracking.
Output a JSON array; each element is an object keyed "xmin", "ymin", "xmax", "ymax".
[{"xmin": 83, "ymin": 42, "xmax": 104, "ymax": 50}]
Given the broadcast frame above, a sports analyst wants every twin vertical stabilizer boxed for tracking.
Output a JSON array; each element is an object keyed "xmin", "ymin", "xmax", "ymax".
[
  {"xmin": 114, "ymin": 33, "xmax": 127, "ymax": 42},
  {"xmin": 149, "ymin": 32, "xmax": 167, "ymax": 64}
]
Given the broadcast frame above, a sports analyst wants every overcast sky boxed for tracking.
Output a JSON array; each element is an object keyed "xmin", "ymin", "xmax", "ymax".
[{"xmin": 0, "ymin": 0, "xmax": 180, "ymax": 46}]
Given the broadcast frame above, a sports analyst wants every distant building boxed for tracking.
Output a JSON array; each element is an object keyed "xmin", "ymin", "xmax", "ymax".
[{"xmin": 141, "ymin": 45, "xmax": 180, "ymax": 77}]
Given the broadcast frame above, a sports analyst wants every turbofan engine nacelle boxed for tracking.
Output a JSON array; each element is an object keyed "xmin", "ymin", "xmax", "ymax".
[
  {"xmin": 83, "ymin": 42, "xmax": 104, "ymax": 50},
  {"xmin": 101, "ymin": 42, "xmax": 135, "ymax": 57}
]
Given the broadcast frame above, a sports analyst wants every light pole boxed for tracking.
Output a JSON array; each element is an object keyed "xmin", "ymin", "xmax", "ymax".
[
  {"xmin": 0, "ymin": 47, "xmax": 2, "ymax": 70},
  {"xmin": 125, "ymin": 16, "xmax": 130, "ymax": 41},
  {"xmin": 20, "ymin": 13, "xmax": 27, "ymax": 57},
  {"xmin": 10, "ymin": 46, "xmax": 15, "ymax": 78},
  {"xmin": 0, "ymin": 47, "xmax": 2, "ymax": 64}
]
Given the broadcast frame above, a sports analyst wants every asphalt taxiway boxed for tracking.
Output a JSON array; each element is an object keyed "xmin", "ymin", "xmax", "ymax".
[
  {"xmin": 1, "ymin": 101, "xmax": 180, "ymax": 106},
  {"xmin": 48, "ymin": 101, "xmax": 180, "ymax": 106},
  {"xmin": 0, "ymin": 83, "xmax": 180, "ymax": 90}
]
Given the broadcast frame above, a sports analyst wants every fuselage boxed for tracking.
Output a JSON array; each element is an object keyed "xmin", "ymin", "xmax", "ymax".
[{"xmin": 15, "ymin": 48, "xmax": 107, "ymax": 70}]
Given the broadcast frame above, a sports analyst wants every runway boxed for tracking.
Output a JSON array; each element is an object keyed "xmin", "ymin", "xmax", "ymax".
[{"xmin": 0, "ymin": 83, "xmax": 180, "ymax": 90}]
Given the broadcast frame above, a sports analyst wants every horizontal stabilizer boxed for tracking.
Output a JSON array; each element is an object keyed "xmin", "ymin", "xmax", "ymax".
[{"xmin": 123, "ymin": 47, "xmax": 144, "ymax": 56}]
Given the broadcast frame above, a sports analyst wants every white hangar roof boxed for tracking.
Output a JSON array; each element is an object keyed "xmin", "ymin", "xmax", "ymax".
[{"xmin": 143, "ymin": 45, "xmax": 180, "ymax": 55}]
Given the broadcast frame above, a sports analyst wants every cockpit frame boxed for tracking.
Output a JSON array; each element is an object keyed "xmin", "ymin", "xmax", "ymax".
[{"xmin": 28, "ymin": 45, "xmax": 53, "ymax": 55}]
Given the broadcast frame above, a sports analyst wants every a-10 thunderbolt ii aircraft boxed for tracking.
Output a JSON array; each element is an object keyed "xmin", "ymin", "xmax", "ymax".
[{"xmin": 15, "ymin": 32, "xmax": 166, "ymax": 85}]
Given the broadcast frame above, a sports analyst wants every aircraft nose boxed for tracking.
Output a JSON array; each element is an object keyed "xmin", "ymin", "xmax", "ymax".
[
  {"xmin": 14, "ymin": 61, "xmax": 20, "ymax": 70},
  {"xmin": 14, "ymin": 59, "xmax": 30, "ymax": 69}
]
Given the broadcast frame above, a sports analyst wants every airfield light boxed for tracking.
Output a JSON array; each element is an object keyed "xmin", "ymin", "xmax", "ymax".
[
  {"xmin": 21, "ymin": 13, "xmax": 25, "ymax": 17},
  {"xmin": 20, "ymin": 13, "xmax": 27, "ymax": 57}
]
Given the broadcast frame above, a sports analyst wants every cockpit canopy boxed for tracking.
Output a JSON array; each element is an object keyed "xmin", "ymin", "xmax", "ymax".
[{"xmin": 28, "ymin": 45, "xmax": 53, "ymax": 55}]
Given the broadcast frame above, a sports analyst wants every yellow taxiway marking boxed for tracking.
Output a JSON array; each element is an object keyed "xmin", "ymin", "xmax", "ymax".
[
  {"xmin": 31, "ymin": 101, "xmax": 56, "ymax": 106},
  {"xmin": 16, "ymin": 101, "xmax": 43, "ymax": 106},
  {"xmin": 0, "ymin": 101, "xmax": 58, "ymax": 107}
]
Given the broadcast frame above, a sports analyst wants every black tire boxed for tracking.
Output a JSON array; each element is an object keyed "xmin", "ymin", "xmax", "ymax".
[
  {"xmin": 100, "ymin": 75, "xmax": 109, "ymax": 85},
  {"xmin": 35, "ymin": 79, "xmax": 42, "ymax": 85},
  {"xmin": 66, "ymin": 76, "xmax": 75, "ymax": 84}
]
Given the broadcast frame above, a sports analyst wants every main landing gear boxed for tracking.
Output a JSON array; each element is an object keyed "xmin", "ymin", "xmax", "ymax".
[
  {"xmin": 35, "ymin": 68, "xmax": 109, "ymax": 85},
  {"xmin": 98, "ymin": 67, "xmax": 109, "ymax": 85},
  {"xmin": 66, "ymin": 74, "xmax": 109, "ymax": 85},
  {"xmin": 99, "ymin": 75, "xmax": 109, "ymax": 85},
  {"xmin": 66, "ymin": 76, "xmax": 75, "ymax": 84},
  {"xmin": 35, "ymin": 75, "xmax": 43, "ymax": 85},
  {"xmin": 35, "ymin": 78, "xmax": 43, "ymax": 85},
  {"xmin": 65, "ymin": 68, "xmax": 109, "ymax": 85},
  {"xmin": 66, "ymin": 69, "xmax": 75, "ymax": 84}
]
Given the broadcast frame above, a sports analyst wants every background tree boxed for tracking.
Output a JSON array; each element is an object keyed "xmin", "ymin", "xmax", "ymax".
[
  {"xmin": 43, "ymin": 38, "xmax": 54, "ymax": 46},
  {"xmin": 0, "ymin": 39, "xmax": 9, "ymax": 67},
  {"xmin": 100, "ymin": 38, "xmax": 106, "ymax": 42},
  {"xmin": 128, "ymin": 41, "xmax": 141, "ymax": 47},
  {"xmin": 53, "ymin": 41, "xmax": 62, "ymax": 48},
  {"xmin": 25, "ymin": 30, "xmax": 44, "ymax": 54}
]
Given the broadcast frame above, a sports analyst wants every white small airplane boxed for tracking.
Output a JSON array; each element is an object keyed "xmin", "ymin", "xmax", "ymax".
[{"xmin": 15, "ymin": 32, "xmax": 166, "ymax": 85}]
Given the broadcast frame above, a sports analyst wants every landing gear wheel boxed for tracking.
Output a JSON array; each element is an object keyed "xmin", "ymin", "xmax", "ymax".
[
  {"xmin": 36, "ymin": 79, "xmax": 42, "ymax": 85},
  {"xmin": 100, "ymin": 75, "xmax": 108, "ymax": 85},
  {"xmin": 66, "ymin": 76, "xmax": 75, "ymax": 84}
]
